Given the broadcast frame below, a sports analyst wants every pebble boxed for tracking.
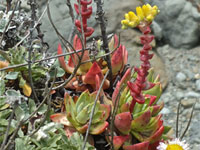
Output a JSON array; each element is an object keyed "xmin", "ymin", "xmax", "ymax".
[
  {"xmin": 160, "ymin": 107, "xmax": 171, "ymax": 115},
  {"xmin": 194, "ymin": 103, "xmax": 200, "ymax": 110},
  {"xmin": 195, "ymin": 79, "xmax": 200, "ymax": 91},
  {"xmin": 176, "ymin": 72, "xmax": 187, "ymax": 82},
  {"xmin": 185, "ymin": 91, "xmax": 200, "ymax": 98},
  {"xmin": 180, "ymin": 99, "xmax": 196, "ymax": 108},
  {"xmin": 175, "ymin": 91, "xmax": 185, "ymax": 100}
]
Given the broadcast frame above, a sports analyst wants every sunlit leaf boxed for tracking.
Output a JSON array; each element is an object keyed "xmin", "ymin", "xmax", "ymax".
[
  {"xmin": 19, "ymin": 77, "xmax": 32, "ymax": 97},
  {"xmin": 5, "ymin": 72, "xmax": 19, "ymax": 80}
]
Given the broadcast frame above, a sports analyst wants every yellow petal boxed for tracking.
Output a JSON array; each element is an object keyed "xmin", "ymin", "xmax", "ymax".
[
  {"xmin": 136, "ymin": 6, "xmax": 144, "ymax": 21},
  {"xmin": 142, "ymin": 4, "xmax": 151, "ymax": 17},
  {"xmin": 121, "ymin": 20, "xmax": 129, "ymax": 25},
  {"xmin": 128, "ymin": 11, "xmax": 137, "ymax": 21},
  {"xmin": 125, "ymin": 13, "xmax": 129, "ymax": 20},
  {"xmin": 146, "ymin": 15, "xmax": 154, "ymax": 22},
  {"xmin": 22, "ymin": 83, "xmax": 32, "ymax": 97},
  {"xmin": 128, "ymin": 21, "xmax": 137, "ymax": 28}
]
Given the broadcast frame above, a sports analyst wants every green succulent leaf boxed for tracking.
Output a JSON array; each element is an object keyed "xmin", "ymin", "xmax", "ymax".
[
  {"xmin": 143, "ymin": 83, "xmax": 162, "ymax": 104},
  {"xmin": 0, "ymin": 79, "xmax": 5, "ymax": 96},
  {"xmin": 5, "ymin": 72, "xmax": 19, "ymax": 80},
  {"xmin": 75, "ymin": 106, "xmax": 90, "ymax": 125}
]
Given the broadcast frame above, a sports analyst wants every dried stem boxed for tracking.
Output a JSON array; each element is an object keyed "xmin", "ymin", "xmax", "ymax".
[
  {"xmin": 28, "ymin": 0, "xmax": 39, "ymax": 103},
  {"xmin": 180, "ymin": 101, "xmax": 196, "ymax": 140},
  {"xmin": 66, "ymin": 0, "xmax": 77, "ymax": 43},
  {"xmin": 82, "ymin": 70, "xmax": 110, "ymax": 150},
  {"xmin": 6, "ymin": 0, "xmax": 12, "ymax": 13},
  {"xmin": 176, "ymin": 101, "xmax": 181, "ymax": 138},
  {"xmin": 95, "ymin": 0, "xmax": 113, "ymax": 89}
]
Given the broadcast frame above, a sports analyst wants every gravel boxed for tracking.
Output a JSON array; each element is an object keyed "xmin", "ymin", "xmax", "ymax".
[{"xmin": 157, "ymin": 45, "xmax": 200, "ymax": 149}]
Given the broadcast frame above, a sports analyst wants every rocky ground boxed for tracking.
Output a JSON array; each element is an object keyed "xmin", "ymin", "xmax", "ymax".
[{"xmin": 156, "ymin": 45, "xmax": 200, "ymax": 150}]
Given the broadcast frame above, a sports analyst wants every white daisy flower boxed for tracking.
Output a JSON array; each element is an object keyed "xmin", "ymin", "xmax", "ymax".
[{"xmin": 157, "ymin": 138, "xmax": 190, "ymax": 150}]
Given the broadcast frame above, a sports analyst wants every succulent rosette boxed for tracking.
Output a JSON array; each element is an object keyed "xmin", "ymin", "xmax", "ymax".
[
  {"xmin": 112, "ymin": 68, "xmax": 167, "ymax": 149},
  {"xmin": 51, "ymin": 90, "xmax": 110, "ymax": 135}
]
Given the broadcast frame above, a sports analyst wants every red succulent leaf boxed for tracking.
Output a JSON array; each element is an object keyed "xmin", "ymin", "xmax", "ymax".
[
  {"xmin": 76, "ymin": 123, "xmax": 89, "ymax": 133},
  {"xmin": 83, "ymin": 62, "xmax": 102, "ymax": 84},
  {"xmin": 120, "ymin": 68, "xmax": 132, "ymax": 85},
  {"xmin": 90, "ymin": 121, "xmax": 109, "ymax": 135},
  {"xmin": 152, "ymin": 102, "xmax": 164, "ymax": 116},
  {"xmin": 57, "ymin": 44, "xmax": 74, "ymax": 73},
  {"xmin": 109, "ymin": 34, "xmax": 119, "ymax": 51},
  {"xmin": 77, "ymin": 0, "xmax": 92, "ymax": 5},
  {"xmin": 131, "ymin": 109, "xmax": 151, "ymax": 129},
  {"xmin": 145, "ymin": 95, "xmax": 157, "ymax": 106},
  {"xmin": 83, "ymin": 62, "xmax": 110, "ymax": 89},
  {"xmin": 112, "ymin": 68, "xmax": 131, "ymax": 105},
  {"xmin": 123, "ymin": 141, "xmax": 149, "ymax": 150},
  {"xmin": 149, "ymin": 125, "xmax": 164, "ymax": 144},
  {"xmin": 100, "ymin": 104, "xmax": 111, "ymax": 121},
  {"xmin": 50, "ymin": 113, "xmax": 71, "ymax": 126},
  {"xmin": 111, "ymin": 45, "xmax": 123, "ymax": 75},
  {"xmin": 111, "ymin": 45, "xmax": 128, "ymax": 75},
  {"xmin": 148, "ymin": 141, "xmax": 160, "ymax": 150},
  {"xmin": 112, "ymin": 81, "xmax": 120, "ymax": 105},
  {"xmin": 114, "ymin": 112, "xmax": 132, "ymax": 135},
  {"xmin": 112, "ymin": 135, "xmax": 130, "ymax": 150}
]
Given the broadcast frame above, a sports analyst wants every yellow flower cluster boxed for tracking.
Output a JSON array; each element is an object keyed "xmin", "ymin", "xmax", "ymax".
[{"xmin": 121, "ymin": 4, "xmax": 159, "ymax": 29}]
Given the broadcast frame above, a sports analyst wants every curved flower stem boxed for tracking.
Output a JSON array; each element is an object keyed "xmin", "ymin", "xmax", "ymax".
[{"xmin": 128, "ymin": 25, "xmax": 154, "ymax": 113}]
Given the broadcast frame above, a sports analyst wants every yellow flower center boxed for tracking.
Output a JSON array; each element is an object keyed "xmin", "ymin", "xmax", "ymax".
[{"xmin": 166, "ymin": 144, "xmax": 184, "ymax": 150}]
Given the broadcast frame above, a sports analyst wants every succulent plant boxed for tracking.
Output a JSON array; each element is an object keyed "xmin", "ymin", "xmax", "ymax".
[
  {"xmin": 57, "ymin": 34, "xmax": 128, "ymax": 92},
  {"xmin": 112, "ymin": 68, "xmax": 165, "ymax": 149},
  {"xmin": 51, "ymin": 90, "xmax": 111, "ymax": 135}
]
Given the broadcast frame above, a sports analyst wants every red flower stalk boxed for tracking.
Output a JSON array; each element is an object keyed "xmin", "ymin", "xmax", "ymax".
[
  {"xmin": 74, "ymin": 0, "xmax": 94, "ymax": 42},
  {"xmin": 128, "ymin": 25, "xmax": 155, "ymax": 113}
]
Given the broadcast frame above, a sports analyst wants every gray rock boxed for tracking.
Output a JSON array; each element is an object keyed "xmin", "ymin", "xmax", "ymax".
[
  {"xmin": 175, "ymin": 91, "xmax": 185, "ymax": 100},
  {"xmin": 38, "ymin": 0, "xmax": 141, "ymax": 51},
  {"xmin": 185, "ymin": 91, "xmax": 200, "ymax": 98},
  {"xmin": 144, "ymin": 0, "xmax": 200, "ymax": 48},
  {"xmin": 195, "ymin": 79, "xmax": 200, "ymax": 91},
  {"xmin": 151, "ymin": 21, "xmax": 162, "ymax": 40},
  {"xmin": 195, "ymin": 103, "xmax": 200, "ymax": 110},
  {"xmin": 181, "ymin": 99, "xmax": 196, "ymax": 108},
  {"xmin": 176, "ymin": 72, "xmax": 187, "ymax": 82},
  {"xmin": 183, "ymin": 69, "xmax": 194, "ymax": 80},
  {"xmin": 160, "ymin": 107, "xmax": 170, "ymax": 114}
]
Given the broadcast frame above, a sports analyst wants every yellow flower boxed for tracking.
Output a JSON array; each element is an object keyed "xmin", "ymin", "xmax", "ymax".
[
  {"xmin": 121, "ymin": 4, "xmax": 159, "ymax": 29},
  {"xmin": 121, "ymin": 11, "xmax": 139, "ymax": 29}
]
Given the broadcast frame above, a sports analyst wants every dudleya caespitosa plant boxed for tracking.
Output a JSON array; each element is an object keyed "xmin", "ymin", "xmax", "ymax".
[{"xmin": 51, "ymin": 2, "xmax": 171, "ymax": 150}]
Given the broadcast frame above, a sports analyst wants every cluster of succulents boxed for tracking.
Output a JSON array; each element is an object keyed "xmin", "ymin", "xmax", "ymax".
[{"xmin": 50, "ymin": 1, "xmax": 171, "ymax": 150}]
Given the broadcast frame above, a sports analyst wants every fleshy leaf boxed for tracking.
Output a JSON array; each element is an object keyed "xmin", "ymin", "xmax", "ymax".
[
  {"xmin": 112, "ymin": 135, "xmax": 130, "ymax": 150},
  {"xmin": 114, "ymin": 112, "xmax": 132, "ymax": 135},
  {"xmin": 131, "ymin": 109, "xmax": 151, "ymax": 130},
  {"xmin": 143, "ymin": 82, "xmax": 162, "ymax": 104},
  {"xmin": 19, "ymin": 77, "xmax": 32, "ymax": 97},
  {"xmin": 123, "ymin": 141, "xmax": 149, "ymax": 150},
  {"xmin": 50, "ymin": 113, "xmax": 71, "ymax": 126},
  {"xmin": 90, "ymin": 121, "xmax": 109, "ymax": 135}
]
